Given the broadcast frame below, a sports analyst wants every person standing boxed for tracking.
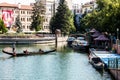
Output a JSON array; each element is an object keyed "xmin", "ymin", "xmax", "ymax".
[{"xmin": 12, "ymin": 42, "xmax": 16, "ymax": 56}]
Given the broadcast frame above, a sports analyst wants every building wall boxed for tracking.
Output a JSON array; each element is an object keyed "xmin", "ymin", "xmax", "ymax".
[
  {"xmin": 0, "ymin": 3, "xmax": 33, "ymax": 32},
  {"xmin": 42, "ymin": 0, "xmax": 73, "ymax": 32},
  {"xmin": 0, "ymin": 0, "xmax": 77, "ymax": 33},
  {"xmin": 43, "ymin": 1, "xmax": 53, "ymax": 32},
  {"xmin": 72, "ymin": 4, "xmax": 82, "ymax": 14},
  {"xmin": 81, "ymin": 1, "xmax": 96, "ymax": 14},
  {"xmin": 66, "ymin": 0, "xmax": 72, "ymax": 10}
]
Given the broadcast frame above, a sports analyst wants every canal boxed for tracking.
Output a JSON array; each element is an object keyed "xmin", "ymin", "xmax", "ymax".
[{"xmin": 0, "ymin": 43, "xmax": 114, "ymax": 80}]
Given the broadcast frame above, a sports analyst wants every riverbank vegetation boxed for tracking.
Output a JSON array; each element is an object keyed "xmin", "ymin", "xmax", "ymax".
[
  {"xmin": 0, "ymin": 19, "xmax": 8, "ymax": 33},
  {"xmin": 0, "ymin": 33, "xmax": 35, "ymax": 38},
  {"xmin": 80, "ymin": 0, "xmax": 120, "ymax": 35}
]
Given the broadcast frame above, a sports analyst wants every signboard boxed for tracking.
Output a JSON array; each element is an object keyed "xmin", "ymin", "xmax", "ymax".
[
  {"xmin": 117, "ymin": 58, "xmax": 120, "ymax": 69},
  {"xmin": 108, "ymin": 58, "xmax": 120, "ymax": 69},
  {"xmin": 2, "ymin": 10, "xmax": 13, "ymax": 27},
  {"xmin": 108, "ymin": 58, "xmax": 117, "ymax": 69}
]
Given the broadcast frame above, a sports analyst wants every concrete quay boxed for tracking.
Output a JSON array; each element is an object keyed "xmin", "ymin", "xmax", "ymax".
[{"xmin": 0, "ymin": 36, "xmax": 68, "ymax": 44}]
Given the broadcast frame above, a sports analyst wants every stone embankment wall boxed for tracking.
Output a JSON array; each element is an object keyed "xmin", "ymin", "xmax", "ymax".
[{"xmin": 0, "ymin": 34, "xmax": 68, "ymax": 44}]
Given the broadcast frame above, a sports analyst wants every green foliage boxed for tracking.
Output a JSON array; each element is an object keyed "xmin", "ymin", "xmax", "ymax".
[
  {"xmin": 31, "ymin": 0, "xmax": 45, "ymax": 31},
  {"xmin": 81, "ymin": 0, "xmax": 120, "ymax": 34},
  {"xmin": 15, "ymin": 15, "xmax": 22, "ymax": 33},
  {"xmin": 50, "ymin": 0, "xmax": 76, "ymax": 35},
  {"xmin": 0, "ymin": 19, "xmax": 8, "ymax": 33}
]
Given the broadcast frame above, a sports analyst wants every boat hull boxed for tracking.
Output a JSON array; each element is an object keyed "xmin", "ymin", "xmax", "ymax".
[
  {"xmin": 72, "ymin": 44, "xmax": 89, "ymax": 52},
  {"xmin": 2, "ymin": 47, "xmax": 56, "ymax": 57},
  {"xmin": 89, "ymin": 56, "xmax": 105, "ymax": 70},
  {"xmin": 108, "ymin": 69, "xmax": 120, "ymax": 80}
]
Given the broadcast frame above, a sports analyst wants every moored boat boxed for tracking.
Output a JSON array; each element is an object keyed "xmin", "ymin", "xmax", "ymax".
[
  {"xmin": 72, "ymin": 37, "xmax": 89, "ymax": 52},
  {"xmin": 89, "ymin": 48, "xmax": 120, "ymax": 80},
  {"xmin": 89, "ymin": 57, "xmax": 105, "ymax": 70}
]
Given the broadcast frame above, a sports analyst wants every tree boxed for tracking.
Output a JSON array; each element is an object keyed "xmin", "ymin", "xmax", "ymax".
[
  {"xmin": 30, "ymin": 0, "xmax": 46, "ymax": 31},
  {"xmin": 50, "ymin": 0, "xmax": 76, "ymax": 35},
  {"xmin": 15, "ymin": 15, "xmax": 22, "ymax": 33},
  {"xmin": 80, "ymin": 0, "xmax": 120, "ymax": 34},
  {"xmin": 0, "ymin": 19, "xmax": 7, "ymax": 33}
]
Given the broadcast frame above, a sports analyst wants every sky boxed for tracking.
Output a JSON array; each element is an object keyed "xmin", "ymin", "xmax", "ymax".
[{"xmin": 0, "ymin": 0, "xmax": 91, "ymax": 5}]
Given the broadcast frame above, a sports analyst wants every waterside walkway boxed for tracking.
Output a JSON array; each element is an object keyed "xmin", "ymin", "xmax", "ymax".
[{"xmin": 0, "ymin": 36, "xmax": 68, "ymax": 44}]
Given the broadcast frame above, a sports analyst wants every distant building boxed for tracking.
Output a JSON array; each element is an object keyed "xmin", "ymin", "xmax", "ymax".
[
  {"xmin": 72, "ymin": 3, "xmax": 82, "ymax": 14},
  {"xmin": 72, "ymin": 0, "xmax": 97, "ymax": 29},
  {"xmin": 81, "ymin": 0, "xmax": 96, "ymax": 14}
]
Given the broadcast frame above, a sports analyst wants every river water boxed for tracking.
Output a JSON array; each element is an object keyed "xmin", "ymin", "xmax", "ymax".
[{"xmin": 0, "ymin": 43, "xmax": 114, "ymax": 80}]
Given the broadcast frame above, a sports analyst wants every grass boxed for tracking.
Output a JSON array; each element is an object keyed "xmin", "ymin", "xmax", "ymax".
[{"xmin": 0, "ymin": 33, "xmax": 34, "ymax": 38}]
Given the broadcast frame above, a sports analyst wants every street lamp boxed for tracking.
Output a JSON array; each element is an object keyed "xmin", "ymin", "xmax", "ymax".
[
  {"xmin": 116, "ymin": 28, "xmax": 119, "ymax": 53},
  {"xmin": 117, "ymin": 28, "xmax": 119, "ymax": 39},
  {"xmin": 53, "ymin": 0, "xmax": 56, "ymax": 16}
]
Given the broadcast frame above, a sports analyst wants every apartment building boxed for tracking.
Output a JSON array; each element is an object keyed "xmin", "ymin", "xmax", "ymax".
[
  {"xmin": 0, "ymin": 2, "xmax": 33, "ymax": 32},
  {"xmin": 0, "ymin": 0, "xmax": 73, "ymax": 32}
]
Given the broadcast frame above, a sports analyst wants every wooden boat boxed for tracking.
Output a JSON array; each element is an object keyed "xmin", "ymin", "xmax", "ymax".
[
  {"xmin": 88, "ymin": 48, "xmax": 105, "ymax": 70},
  {"xmin": 89, "ymin": 48, "xmax": 120, "ymax": 80},
  {"xmin": 89, "ymin": 57, "xmax": 105, "ymax": 70},
  {"xmin": 2, "ymin": 47, "xmax": 56, "ymax": 57}
]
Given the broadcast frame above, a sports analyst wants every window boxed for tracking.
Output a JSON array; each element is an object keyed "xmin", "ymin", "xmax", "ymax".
[
  {"xmin": 21, "ymin": 18, "xmax": 25, "ymax": 21},
  {"xmin": 22, "ymin": 25, "xmax": 25, "ymax": 29}
]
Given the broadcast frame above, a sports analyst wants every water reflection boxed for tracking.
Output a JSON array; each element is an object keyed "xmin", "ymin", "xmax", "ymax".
[{"xmin": 0, "ymin": 44, "xmax": 113, "ymax": 80}]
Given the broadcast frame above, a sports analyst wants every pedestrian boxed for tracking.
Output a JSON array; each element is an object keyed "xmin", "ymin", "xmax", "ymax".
[
  {"xmin": 39, "ymin": 49, "xmax": 44, "ymax": 53},
  {"xmin": 24, "ymin": 49, "xmax": 29, "ymax": 54},
  {"xmin": 12, "ymin": 42, "xmax": 16, "ymax": 53}
]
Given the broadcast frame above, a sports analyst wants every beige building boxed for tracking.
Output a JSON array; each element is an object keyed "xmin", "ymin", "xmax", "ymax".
[
  {"xmin": 81, "ymin": 1, "xmax": 96, "ymax": 14},
  {"xmin": 0, "ymin": 0, "xmax": 73, "ymax": 32},
  {"xmin": 0, "ymin": 2, "xmax": 33, "ymax": 32},
  {"xmin": 72, "ymin": 3, "xmax": 82, "ymax": 14}
]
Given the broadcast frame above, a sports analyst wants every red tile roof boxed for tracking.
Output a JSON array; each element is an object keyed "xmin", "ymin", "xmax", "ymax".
[
  {"xmin": 0, "ymin": 2, "xmax": 33, "ymax": 10},
  {"xmin": 20, "ymin": 5, "xmax": 33, "ymax": 10},
  {"xmin": 0, "ymin": 2, "xmax": 17, "ymax": 7}
]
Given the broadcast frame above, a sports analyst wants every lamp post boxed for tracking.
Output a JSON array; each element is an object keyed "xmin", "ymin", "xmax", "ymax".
[
  {"xmin": 116, "ymin": 28, "xmax": 119, "ymax": 53},
  {"xmin": 109, "ymin": 33, "xmax": 112, "ymax": 49},
  {"xmin": 53, "ymin": 0, "xmax": 55, "ymax": 16},
  {"xmin": 117, "ymin": 28, "xmax": 119, "ymax": 39},
  {"xmin": 55, "ymin": 29, "xmax": 61, "ymax": 49}
]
